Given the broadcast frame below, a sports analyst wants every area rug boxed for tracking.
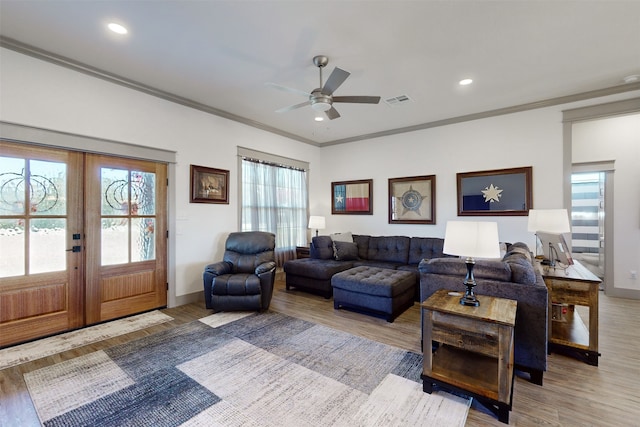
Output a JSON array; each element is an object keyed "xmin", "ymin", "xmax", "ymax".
[
  {"xmin": 24, "ymin": 311, "xmax": 471, "ymax": 427},
  {"xmin": 0, "ymin": 310, "xmax": 173, "ymax": 370}
]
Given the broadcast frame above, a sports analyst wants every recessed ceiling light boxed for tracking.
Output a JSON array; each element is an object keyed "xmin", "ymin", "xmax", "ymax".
[
  {"xmin": 314, "ymin": 116, "xmax": 324, "ymax": 122},
  {"xmin": 108, "ymin": 23, "xmax": 128, "ymax": 35},
  {"xmin": 459, "ymin": 78, "xmax": 473, "ymax": 86}
]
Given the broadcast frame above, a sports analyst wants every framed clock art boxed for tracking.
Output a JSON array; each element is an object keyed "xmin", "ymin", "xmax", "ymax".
[{"xmin": 388, "ymin": 175, "xmax": 436, "ymax": 224}]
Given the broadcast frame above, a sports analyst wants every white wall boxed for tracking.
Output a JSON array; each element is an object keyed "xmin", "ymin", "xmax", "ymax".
[
  {"xmin": 573, "ymin": 113, "xmax": 640, "ymax": 291},
  {"xmin": 2, "ymin": 47, "xmax": 638, "ymax": 302},
  {"xmin": 313, "ymin": 108, "xmax": 566, "ymax": 249},
  {"xmin": 0, "ymin": 48, "xmax": 319, "ymax": 300}
]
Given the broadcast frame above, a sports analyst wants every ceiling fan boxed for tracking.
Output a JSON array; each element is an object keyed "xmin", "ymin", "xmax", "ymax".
[{"xmin": 267, "ymin": 55, "xmax": 381, "ymax": 120}]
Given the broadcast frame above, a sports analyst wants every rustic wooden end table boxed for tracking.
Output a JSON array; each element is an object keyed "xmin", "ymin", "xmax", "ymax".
[
  {"xmin": 421, "ymin": 289, "xmax": 517, "ymax": 424},
  {"xmin": 295, "ymin": 245, "xmax": 310, "ymax": 259},
  {"xmin": 537, "ymin": 259, "xmax": 602, "ymax": 366}
]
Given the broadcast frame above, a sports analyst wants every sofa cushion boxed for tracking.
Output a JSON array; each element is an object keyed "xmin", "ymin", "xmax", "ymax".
[
  {"xmin": 407, "ymin": 237, "xmax": 446, "ymax": 265},
  {"xmin": 502, "ymin": 242, "xmax": 536, "ymax": 285},
  {"xmin": 367, "ymin": 236, "xmax": 410, "ymax": 264},
  {"xmin": 284, "ymin": 258, "xmax": 354, "ymax": 280},
  {"xmin": 420, "ymin": 257, "xmax": 512, "ymax": 282},
  {"xmin": 212, "ymin": 273, "xmax": 261, "ymax": 296},
  {"xmin": 507, "ymin": 260, "xmax": 537, "ymax": 285},
  {"xmin": 310, "ymin": 236, "xmax": 334, "ymax": 260},
  {"xmin": 504, "ymin": 242, "xmax": 533, "ymax": 263},
  {"xmin": 334, "ymin": 241, "xmax": 359, "ymax": 261},
  {"xmin": 352, "ymin": 235, "xmax": 371, "ymax": 260}
]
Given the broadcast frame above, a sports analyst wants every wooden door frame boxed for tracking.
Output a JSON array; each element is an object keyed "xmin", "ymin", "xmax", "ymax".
[{"xmin": 84, "ymin": 154, "xmax": 167, "ymax": 324}]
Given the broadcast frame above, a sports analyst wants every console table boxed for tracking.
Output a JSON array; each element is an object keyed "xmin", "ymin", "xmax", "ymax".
[
  {"xmin": 421, "ymin": 289, "xmax": 517, "ymax": 424},
  {"xmin": 537, "ymin": 260, "xmax": 601, "ymax": 366}
]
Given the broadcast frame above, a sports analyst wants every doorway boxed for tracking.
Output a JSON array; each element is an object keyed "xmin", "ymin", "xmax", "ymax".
[
  {"xmin": 0, "ymin": 141, "xmax": 167, "ymax": 347},
  {"xmin": 570, "ymin": 172, "xmax": 605, "ymax": 282}
]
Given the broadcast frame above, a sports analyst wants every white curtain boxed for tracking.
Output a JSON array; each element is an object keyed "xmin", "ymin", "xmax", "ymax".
[{"xmin": 241, "ymin": 158, "xmax": 308, "ymax": 266}]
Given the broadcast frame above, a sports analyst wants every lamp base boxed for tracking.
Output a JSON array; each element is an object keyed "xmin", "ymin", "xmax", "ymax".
[
  {"xmin": 460, "ymin": 292, "xmax": 480, "ymax": 307},
  {"xmin": 460, "ymin": 257, "xmax": 480, "ymax": 307}
]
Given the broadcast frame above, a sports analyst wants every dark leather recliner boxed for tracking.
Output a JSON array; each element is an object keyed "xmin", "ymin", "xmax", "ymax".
[{"xmin": 203, "ymin": 231, "xmax": 276, "ymax": 311}]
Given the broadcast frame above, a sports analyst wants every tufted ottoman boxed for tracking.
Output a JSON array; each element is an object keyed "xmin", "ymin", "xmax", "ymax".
[{"xmin": 331, "ymin": 266, "xmax": 415, "ymax": 322}]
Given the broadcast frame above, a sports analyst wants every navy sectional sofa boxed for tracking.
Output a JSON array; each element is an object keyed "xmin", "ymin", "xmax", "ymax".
[{"xmin": 283, "ymin": 234, "xmax": 449, "ymax": 299}]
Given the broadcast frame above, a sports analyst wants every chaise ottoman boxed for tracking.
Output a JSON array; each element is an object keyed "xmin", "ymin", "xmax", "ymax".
[{"xmin": 331, "ymin": 266, "xmax": 415, "ymax": 322}]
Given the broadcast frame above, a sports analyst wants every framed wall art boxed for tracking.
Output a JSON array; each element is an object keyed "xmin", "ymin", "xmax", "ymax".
[
  {"xmin": 457, "ymin": 166, "xmax": 532, "ymax": 216},
  {"xmin": 388, "ymin": 175, "xmax": 436, "ymax": 224},
  {"xmin": 190, "ymin": 165, "xmax": 229, "ymax": 204},
  {"xmin": 331, "ymin": 179, "xmax": 373, "ymax": 215}
]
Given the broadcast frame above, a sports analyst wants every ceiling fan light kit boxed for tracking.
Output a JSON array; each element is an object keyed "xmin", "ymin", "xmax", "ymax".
[{"xmin": 269, "ymin": 55, "xmax": 381, "ymax": 120}]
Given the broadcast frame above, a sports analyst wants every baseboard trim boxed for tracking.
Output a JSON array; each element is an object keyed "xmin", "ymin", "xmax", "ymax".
[
  {"xmin": 604, "ymin": 287, "xmax": 640, "ymax": 300},
  {"xmin": 173, "ymin": 291, "xmax": 204, "ymax": 308}
]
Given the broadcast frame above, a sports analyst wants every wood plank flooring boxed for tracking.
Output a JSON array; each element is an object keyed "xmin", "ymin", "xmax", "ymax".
[{"xmin": 2, "ymin": 276, "xmax": 639, "ymax": 426}]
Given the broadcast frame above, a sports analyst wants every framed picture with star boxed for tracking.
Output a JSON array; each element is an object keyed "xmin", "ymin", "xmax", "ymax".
[
  {"xmin": 331, "ymin": 179, "xmax": 373, "ymax": 215},
  {"xmin": 388, "ymin": 175, "xmax": 436, "ymax": 224},
  {"xmin": 457, "ymin": 166, "xmax": 532, "ymax": 216}
]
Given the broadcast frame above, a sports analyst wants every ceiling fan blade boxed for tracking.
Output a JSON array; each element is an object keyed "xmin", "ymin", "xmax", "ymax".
[
  {"xmin": 333, "ymin": 96, "xmax": 381, "ymax": 104},
  {"xmin": 265, "ymin": 82, "xmax": 311, "ymax": 98},
  {"xmin": 275, "ymin": 100, "xmax": 312, "ymax": 113},
  {"xmin": 325, "ymin": 106, "xmax": 341, "ymax": 120},
  {"xmin": 322, "ymin": 67, "xmax": 350, "ymax": 95}
]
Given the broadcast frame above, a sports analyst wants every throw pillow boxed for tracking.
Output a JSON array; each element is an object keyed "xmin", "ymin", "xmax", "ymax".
[
  {"xmin": 330, "ymin": 232, "xmax": 354, "ymax": 258},
  {"xmin": 330, "ymin": 232, "xmax": 353, "ymax": 243},
  {"xmin": 333, "ymin": 241, "xmax": 359, "ymax": 261}
]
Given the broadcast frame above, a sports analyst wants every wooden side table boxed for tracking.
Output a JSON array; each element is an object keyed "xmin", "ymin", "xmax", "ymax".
[
  {"xmin": 421, "ymin": 289, "xmax": 517, "ymax": 424},
  {"xmin": 295, "ymin": 245, "xmax": 310, "ymax": 259},
  {"xmin": 537, "ymin": 260, "xmax": 601, "ymax": 366}
]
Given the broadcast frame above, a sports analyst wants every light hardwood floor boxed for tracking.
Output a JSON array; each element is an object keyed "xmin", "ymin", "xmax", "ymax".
[{"xmin": 2, "ymin": 276, "xmax": 639, "ymax": 426}]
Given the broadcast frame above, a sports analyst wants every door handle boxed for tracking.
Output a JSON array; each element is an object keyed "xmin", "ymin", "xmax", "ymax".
[{"xmin": 66, "ymin": 246, "xmax": 82, "ymax": 252}]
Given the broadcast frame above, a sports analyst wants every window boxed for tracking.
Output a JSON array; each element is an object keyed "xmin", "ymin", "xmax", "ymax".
[{"xmin": 240, "ymin": 151, "xmax": 308, "ymax": 266}]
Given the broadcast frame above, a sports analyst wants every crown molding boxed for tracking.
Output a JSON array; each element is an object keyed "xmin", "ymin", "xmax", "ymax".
[
  {"xmin": 2, "ymin": 36, "xmax": 639, "ymax": 148},
  {"xmin": 0, "ymin": 36, "xmax": 319, "ymax": 147}
]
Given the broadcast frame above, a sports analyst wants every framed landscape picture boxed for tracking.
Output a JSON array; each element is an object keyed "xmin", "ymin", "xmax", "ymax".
[
  {"xmin": 190, "ymin": 165, "xmax": 229, "ymax": 204},
  {"xmin": 388, "ymin": 175, "xmax": 436, "ymax": 224},
  {"xmin": 331, "ymin": 179, "xmax": 373, "ymax": 215},
  {"xmin": 457, "ymin": 166, "xmax": 532, "ymax": 216}
]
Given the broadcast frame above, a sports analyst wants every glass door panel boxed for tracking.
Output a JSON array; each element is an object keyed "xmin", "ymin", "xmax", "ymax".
[
  {"xmin": 0, "ymin": 218, "xmax": 25, "ymax": 277},
  {"xmin": 0, "ymin": 141, "xmax": 83, "ymax": 347},
  {"xmin": 100, "ymin": 168, "xmax": 157, "ymax": 266},
  {"xmin": 0, "ymin": 156, "xmax": 68, "ymax": 277}
]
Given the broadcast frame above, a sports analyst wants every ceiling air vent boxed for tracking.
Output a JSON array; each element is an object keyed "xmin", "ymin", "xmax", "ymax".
[{"xmin": 384, "ymin": 95, "xmax": 412, "ymax": 107}]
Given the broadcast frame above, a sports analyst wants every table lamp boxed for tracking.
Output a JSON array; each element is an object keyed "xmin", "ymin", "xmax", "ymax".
[
  {"xmin": 308, "ymin": 215, "xmax": 326, "ymax": 237},
  {"xmin": 443, "ymin": 221, "xmax": 501, "ymax": 307}
]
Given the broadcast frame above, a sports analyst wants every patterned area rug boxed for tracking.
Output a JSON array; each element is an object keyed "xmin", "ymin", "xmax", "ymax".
[
  {"xmin": 0, "ymin": 310, "xmax": 173, "ymax": 370},
  {"xmin": 24, "ymin": 311, "xmax": 471, "ymax": 427}
]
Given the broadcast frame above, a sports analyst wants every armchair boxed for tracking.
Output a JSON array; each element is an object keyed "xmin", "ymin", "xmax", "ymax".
[{"xmin": 203, "ymin": 231, "xmax": 276, "ymax": 311}]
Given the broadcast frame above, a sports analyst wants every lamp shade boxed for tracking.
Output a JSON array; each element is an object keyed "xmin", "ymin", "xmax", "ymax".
[
  {"xmin": 443, "ymin": 221, "xmax": 501, "ymax": 259},
  {"xmin": 527, "ymin": 209, "xmax": 570, "ymax": 233},
  {"xmin": 308, "ymin": 216, "xmax": 326, "ymax": 230}
]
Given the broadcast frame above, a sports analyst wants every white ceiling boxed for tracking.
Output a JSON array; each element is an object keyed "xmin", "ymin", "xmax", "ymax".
[{"xmin": 1, "ymin": 1, "xmax": 639, "ymax": 145}]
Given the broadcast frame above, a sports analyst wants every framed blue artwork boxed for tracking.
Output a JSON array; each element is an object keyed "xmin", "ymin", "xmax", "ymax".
[{"xmin": 457, "ymin": 167, "xmax": 532, "ymax": 216}]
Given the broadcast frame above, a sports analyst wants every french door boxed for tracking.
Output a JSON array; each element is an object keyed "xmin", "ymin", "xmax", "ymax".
[{"xmin": 0, "ymin": 141, "xmax": 167, "ymax": 347}]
